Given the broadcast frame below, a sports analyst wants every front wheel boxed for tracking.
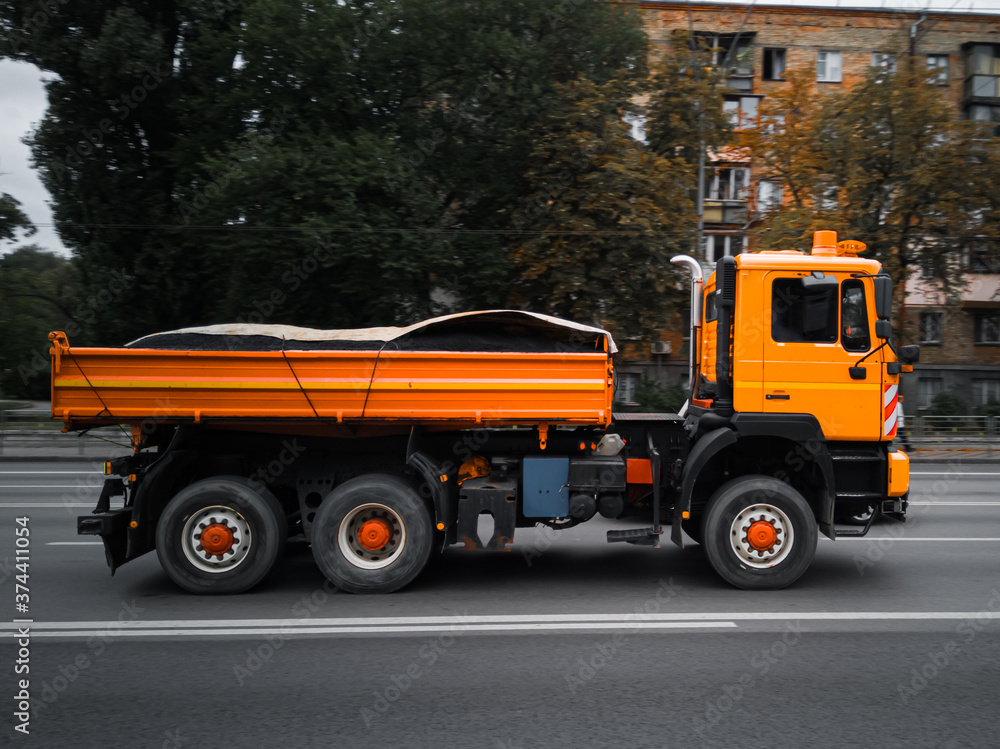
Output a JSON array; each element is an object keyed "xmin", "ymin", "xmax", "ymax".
[
  {"xmin": 310, "ymin": 474, "xmax": 433, "ymax": 594},
  {"xmin": 155, "ymin": 476, "xmax": 287, "ymax": 595},
  {"xmin": 701, "ymin": 475, "xmax": 817, "ymax": 590}
]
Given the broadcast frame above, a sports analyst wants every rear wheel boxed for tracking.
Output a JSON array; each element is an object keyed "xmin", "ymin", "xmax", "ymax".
[
  {"xmin": 156, "ymin": 476, "xmax": 287, "ymax": 595},
  {"xmin": 310, "ymin": 474, "xmax": 433, "ymax": 594},
  {"xmin": 701, "ymin": 475, "xmax": 817, "ymax": 590}
]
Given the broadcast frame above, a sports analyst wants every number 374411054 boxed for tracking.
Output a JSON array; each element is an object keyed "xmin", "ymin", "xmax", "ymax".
[{"xmin": 14, "ymin": 517, "xmax": 30, "ymax": 614}]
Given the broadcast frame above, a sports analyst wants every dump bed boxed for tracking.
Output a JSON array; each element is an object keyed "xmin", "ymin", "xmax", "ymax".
[{"xmin": 50, "ymin": 311, "xmax": 615, "ymax": 433}]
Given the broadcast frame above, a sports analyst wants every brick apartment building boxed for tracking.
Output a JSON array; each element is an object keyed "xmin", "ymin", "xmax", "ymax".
[{"xmin": 615, "ymin": 1, "xmax": 1000, "ymax": 414}]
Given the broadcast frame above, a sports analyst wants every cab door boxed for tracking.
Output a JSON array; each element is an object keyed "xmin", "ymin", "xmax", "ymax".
[{"xmin": 761, "ymin": 271, "xmax": 882, "ymax": 441}]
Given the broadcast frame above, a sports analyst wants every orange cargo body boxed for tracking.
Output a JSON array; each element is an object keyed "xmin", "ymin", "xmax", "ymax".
[{"xmin": 48, "ymin": 312, "xmax": 616, "ymax": 432}]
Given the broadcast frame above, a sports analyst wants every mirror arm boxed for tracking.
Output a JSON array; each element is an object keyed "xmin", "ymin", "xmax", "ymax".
[{"xmin": 854, "ymin": 339, "xmax": 890, "ymax": 368}]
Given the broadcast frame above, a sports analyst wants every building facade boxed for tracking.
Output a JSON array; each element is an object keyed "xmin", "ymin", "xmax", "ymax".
[{"xmin": 616, "ymin": 2, "xmax": 1000, "ymax": 414}]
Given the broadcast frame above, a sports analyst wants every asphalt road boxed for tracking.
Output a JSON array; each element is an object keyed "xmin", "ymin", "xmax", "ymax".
[{"xmin": 1, "ymin": 460, "xmax": 999, "ymax": 748}]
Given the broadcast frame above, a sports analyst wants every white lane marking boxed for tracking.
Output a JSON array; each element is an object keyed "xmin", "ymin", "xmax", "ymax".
[
  {"xmin": 4, "ymin": 611, "xmax": 998, "ymax": 632},
  {"xmin": 0, "ymin": 622, "xmax": 738, "ymax": 639},
  {"xmin": 912, "ymin": 472, "xmax": 1000, "ymax": 476},
  {"xmin": 0, "ymin": 503, "xmax": 95, "ymax": 507},
  {"xmin": 47, "ymin": 542, "xmax": 103, "ymax": 545},
  {"xmin": 835, "ymin": 537, "xmax": 1000, "ymax": 541},
  {"xmin": 909, "ymin": 502, "xmax": 1000, "ymax": 506}
]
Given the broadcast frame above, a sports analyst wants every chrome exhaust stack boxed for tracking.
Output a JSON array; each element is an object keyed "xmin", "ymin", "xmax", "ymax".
[{"xmin": 670, "ymin": 255, "xmax": 704, "ymax": 407}]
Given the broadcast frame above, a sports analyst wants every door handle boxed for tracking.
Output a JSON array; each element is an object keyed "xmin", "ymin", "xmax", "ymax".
[{"xmin": 766, "ymin": 393, "xmax": 790, "ymax": 400}]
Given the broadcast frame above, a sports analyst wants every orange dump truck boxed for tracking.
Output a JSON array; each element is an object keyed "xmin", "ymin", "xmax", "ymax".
[{"xmin": 52, "ymin": 231, "xmax": 918, "ymax": 593}]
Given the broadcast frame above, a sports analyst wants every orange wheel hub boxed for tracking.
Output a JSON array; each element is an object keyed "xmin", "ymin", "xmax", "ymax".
[
  {"xmin": 200, "ymin": 523, "xmax": 235, "ymax": 555},
  {"xmin": 358, "ymin": 519, "xmax": 391, "ymax": 551},
  {"xmin": 746, "ymin": 520, "xmax": 778, "ymax": 551}
]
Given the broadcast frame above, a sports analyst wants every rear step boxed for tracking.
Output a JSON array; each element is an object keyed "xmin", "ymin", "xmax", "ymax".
[{"xmin": 607, "ymin": 528, "xmax": 662, "ymax": 546}]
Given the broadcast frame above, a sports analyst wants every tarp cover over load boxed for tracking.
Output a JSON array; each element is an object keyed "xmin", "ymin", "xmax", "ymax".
[
  {"xmin": 127, "ymin": 310, "xmax": 618, "ymax": 354},
  {"xmin": 51, "ymin": 311, "xmax": 617, "ymax": 431}
]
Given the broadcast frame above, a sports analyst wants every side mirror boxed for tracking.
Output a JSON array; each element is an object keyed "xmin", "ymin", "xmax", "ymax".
[
  {"xmin": 873, "ymin": 276, "xmax": 892, "ymax": 321},
  {"xmin": 849, "ymin": 366, "xmax": 867, "ymax": 380},
  {"xmin": 898, "ymin": 344, "xmax": 920, "ymax": 365},
  {"xmin": 875, "ymin": 320, "xmax": 892, "ymax": 340}
]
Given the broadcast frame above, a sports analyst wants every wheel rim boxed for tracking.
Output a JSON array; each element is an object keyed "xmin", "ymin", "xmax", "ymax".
[
  {"xmin": 729, "ymin": 503, "xmax": 795, "ymax": 568},
  {"xmin": 853, "ymin": 506, "xmax": 875, "ymax": 523},
  {"xmin": 181, "ymin": 505, "xmax": 252, "ymax": 573},
  {"xmin": 338, "ymin": 503, "xmax": 406, "ymax": 570}
]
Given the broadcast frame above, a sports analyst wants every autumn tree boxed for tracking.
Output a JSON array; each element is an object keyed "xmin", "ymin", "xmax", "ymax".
[
  {"xmin": 743, "ymin": 57, "xmax": 1000, "ymax": 310},
  {"xmin": 646, "ymin": 28, "xmax": 734, "ymax": 164}
]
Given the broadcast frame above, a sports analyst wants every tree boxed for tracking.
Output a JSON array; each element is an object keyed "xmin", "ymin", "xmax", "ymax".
[
  {"xmin": 646, "ymin": 29, "xmax": 734, "ymax": 165},
  {"xmin": 1, "ymin": 0, "xmax": 649, "ymax": 342},
  {"xmin": 742, "ymin": 57, "xmax": 1000, "ymax": 330},
  {"xmin": 0, "ymin": 246, "xmax": 79, "ymax": 398},
  {"xmin": 0, "ymin": 192, "xmax": 33, "ymax": 245},
  {"xmin": 507, "ymin": 75, "xmax": 692, "ymax": 340}
]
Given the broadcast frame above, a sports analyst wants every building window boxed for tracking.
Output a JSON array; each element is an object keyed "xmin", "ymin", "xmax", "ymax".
[
  {"xmin": 708, "ymin": 167, "xmax": 750, "ymax": 201},
  {"xmin": 918, "ymin": 377, "xmax": 943, "ymax": 409},
  {"xmin": 693, "ymin": 32, "xmax": 755, "ymax": 90},
  {"xmin": 975, "ymin": 312, "xmax": 1000, "ymax": 345},
  {"xmin": 967, "ymin": 104, "xmax": 1000, "ymax": 135},
  {"xmin": 973, "ymin": 380, "xmax": 1000, "ymax": 406},
  {"xmin": 920, "ymin": 312, "xmax": 943, "ymax": 344},
  {"xmin": 817, "ymin": 51, "xmax": 843, "ymax": 83},
  {"xmin": 704, "ymin": 234, "xmax": 747, "ymax": 264},
  {"xmin": 927, "ymin": 54, "xmax": 949, "ymax": 85},
  {"xmin": 872, "ymin": 52, "xmax": 898, "ymax": 73},
  {"xmin": 965, "ymin": 44, "xmax": 1000, "ymax": 97},
  {"xmin": 757, "ymin": 180, "xmax": 784, "ymax": 212},
  {"xmin": 615, "ymin": 373, "xmax": 640, "ymax": 404},
  {"xmin": 964, "ymin": 44, "xmax": 1000, "ymax": 133},
  {"xmin": 763, "ymin": 48, "xmax": 786, "ymax": 81},
  {"xmin": 966, "ymin": 241, "xmax": 1000, "ymax": 273},
  {"xmin": 771, "ymin": 278, "xmax": 839, "ymax": 343},
  {"xmin": 722, "ymin": 96, "xmax": 760, "ymax": 129}
]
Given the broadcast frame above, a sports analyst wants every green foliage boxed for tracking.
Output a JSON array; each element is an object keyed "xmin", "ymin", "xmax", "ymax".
[
  {"xmin": 621, "ymin": 380, "xmax": 687, "ymax": 414},
  {"xmin": 926, "ymin": 392, "xmax": 969, "ymax": 418},
  {"xmin": 0, "ymin": 246, "xmax": 80, "ymax": 398},
  {"xmin": 974, "ymin": 399, "xmax": 1000, "ymax": 417},
  {"xmin": 0, "ymin": 193, "xmax": 34, "ymax": 244},
  {"xmin": 508, "ymin": 76, "xmax": 691, "ymax": 339},
  {"xmin": 2, "ymin": 0, "xmax": 650, "ymax": 342}
]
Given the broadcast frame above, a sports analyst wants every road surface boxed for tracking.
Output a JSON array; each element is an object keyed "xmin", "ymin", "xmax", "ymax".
[{"xmin": 1, "ymin": 460, "xmax": 998, "ymax": 747}]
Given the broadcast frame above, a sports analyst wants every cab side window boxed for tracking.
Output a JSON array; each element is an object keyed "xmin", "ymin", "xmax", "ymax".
[
  {"xmin": 705, "ymin": 291, "xmax": 718, "ymax": 322},
  {"xmin": 771, "ymin": 278, "xmax": 838, "ymax": 343},
  {"xmin": 840, "ymin": 279, "xmax": 871, "ymax": 352}
]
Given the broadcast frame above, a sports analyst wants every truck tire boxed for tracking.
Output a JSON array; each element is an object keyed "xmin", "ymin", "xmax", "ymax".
[
  {"xmin": 701, "ymin": 475, "xmax": 817, "ymax": 590},
  {"xmin": 155, "ymin": 476, "xmax": 287, "ymax": 595},
  {"xmin": 310, "ymin": 474, "xmax": 433, "ymax": 594}
]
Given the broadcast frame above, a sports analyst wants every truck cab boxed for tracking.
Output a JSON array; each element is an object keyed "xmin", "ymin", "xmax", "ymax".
[{"xmin": 673, "ymin": 230, "xmax": 918, "ymax": 568}]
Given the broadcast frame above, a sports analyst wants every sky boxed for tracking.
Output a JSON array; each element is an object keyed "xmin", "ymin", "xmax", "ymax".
[{"xmin": 2, "ymin": 0, "xmax": 1000, "ymax": 258}]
